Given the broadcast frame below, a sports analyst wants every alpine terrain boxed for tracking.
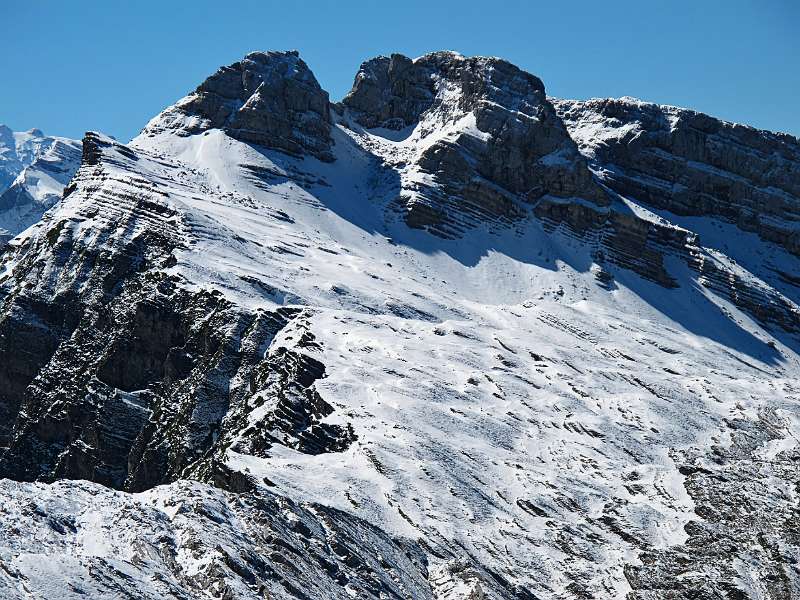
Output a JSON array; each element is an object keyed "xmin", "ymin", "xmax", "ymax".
[
  {"xmin": 0, "ymin": 126, "xmax": 81, "ymax": 247},
  {"xmin": 0, "ymin": 50, "xmax": 798, "ymax": 599}
]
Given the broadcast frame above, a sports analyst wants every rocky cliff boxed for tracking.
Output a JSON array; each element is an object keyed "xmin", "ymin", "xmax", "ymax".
[
  {"xmin": 555, "ymin": 97, "xmax": 800, "ymax": 257},
  {"xmin": 139, "ymin": 50, "xmax": 334, "ymax": 161},
  {"xmin": 339, "ymin": 52, "xmax": 606, "ymax": 238},
  {"xmin": 0, "ymin": 51, "xmax": 798, "ymax": 600}
]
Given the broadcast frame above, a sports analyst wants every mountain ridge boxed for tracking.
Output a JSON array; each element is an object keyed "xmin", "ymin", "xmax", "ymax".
[{"xmin": 0, "ymin": 49, "xmax": 798, "ymax": 599}]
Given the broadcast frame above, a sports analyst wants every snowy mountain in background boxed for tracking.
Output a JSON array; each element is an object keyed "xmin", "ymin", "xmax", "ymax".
[
  {"xmin": 0, "ymin": 51, "xmax": 798, "ymax": 599},
  {"xmin": 0, "ymin": 126, "xmax": 81, "ymax": 245}
]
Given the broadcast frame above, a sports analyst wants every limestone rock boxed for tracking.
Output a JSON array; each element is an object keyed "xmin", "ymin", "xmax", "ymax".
[
  {"xmin": 140, "ymin": 50, "xmax": 334, "ymax": 161},
  {"xmin": 555, "ymin": 97, "xmax": 800, "ymax": 257},
  {"xmin": 340, "ymin": 52, "xmax": 606, "ymax": 237}
]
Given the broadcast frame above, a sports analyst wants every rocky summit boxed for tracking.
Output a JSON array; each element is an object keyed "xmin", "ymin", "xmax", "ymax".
[
  {"xmin": 140, "ymin": 50, "xmax": 334, "ymax": 161},
  {"xmin": 0, "ymin": 126, "xmax": 81, "ymax": 247},
  {"xmin": 340, "ymin": 52, "xmax": 606, "ymax": 238},
  {"xmin": 0, "ymin": 50, "xmax": 798, "ymax": 600}
]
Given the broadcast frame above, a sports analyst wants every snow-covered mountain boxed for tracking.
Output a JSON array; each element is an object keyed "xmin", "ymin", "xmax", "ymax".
[
  {"xmin": 0, "ymin": 125, "xmax": 81, "ymax": 246},
  {"xmin": 0, "ymin": 51, "xmax": 798, "ymax": 599}
]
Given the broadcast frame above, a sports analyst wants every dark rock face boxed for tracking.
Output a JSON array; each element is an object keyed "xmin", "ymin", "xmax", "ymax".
[
  {"xmin": 342, "ymin": 53, "xmax": 436, "ymax": 130},
  {"xmin": 222, "ymin": 345, "xmax": 357, "ymax": 458},
  {"xmin": 555, "ymin": 97, "xmax": 800, "ymax": 257},
  {"xmin": 140, "ymin": 51, "xmax": 334, "ymax": 161},
  {"xmin": 536, "ymin": 196, "xmax": 800, "ymax": 331},
  {"xmin": 0, "ymin": 133, "xmax": 354, "ymax": 492},
  {"xmin": 341, "ymin": 52, "xmax": 606, "ymax": 238}
]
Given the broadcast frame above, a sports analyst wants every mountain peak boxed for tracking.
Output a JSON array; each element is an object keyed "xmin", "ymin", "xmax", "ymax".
[
  {"xmin": 341, "ymin": 51, "xmax": 546, "ymax": 130},
  {"xmin": 0, "ymin": 48, "xmax": 799, "ymax": 600},
  {"xmin": 0, "ymin": 125, "xmax": 80, "ymax": 246},
  {"xmin": 338, "ymin": 50, "xmax": 604, "ymax": 236},
  {"xmin": 139, "ymin": 49, "xmax": 334, "ymax": 161}
]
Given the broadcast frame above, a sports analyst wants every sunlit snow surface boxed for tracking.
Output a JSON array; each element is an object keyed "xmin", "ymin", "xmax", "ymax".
[
  {"xmin": 1, "ymin": 115, "xmax": 798, "ymax": 598},
  {"xmin": 0, "ymin": 126, "xmax": 81, "ymax": 242}
]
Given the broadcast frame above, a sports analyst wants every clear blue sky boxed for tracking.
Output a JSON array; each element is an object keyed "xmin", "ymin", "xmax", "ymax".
[{"xmin": 2, "ymin": 0, "xmax": 798, "ymax": 141}]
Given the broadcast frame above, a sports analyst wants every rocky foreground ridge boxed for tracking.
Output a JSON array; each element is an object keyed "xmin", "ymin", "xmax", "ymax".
[{"xmin": 0, "ymin": 50, "xmax": 798, "ymax": 599}]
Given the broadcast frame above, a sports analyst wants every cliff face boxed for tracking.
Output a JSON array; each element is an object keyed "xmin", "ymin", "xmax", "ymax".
[
  {"xmin": 0, "ymin": 133, "xmax": 356, "ymax": 493},
  {"xmin": 554, "ymin": 97, "xmax": 800, "ymax": 257},
  {"xmin": 140, "ymin": 50, "xmax": 334, "ymax": 161},
  {"xmin": 0, "ymin": 51, "xmax": 798, "ymax": 600},
  {"xmin": 550, "ymin": 96, "xmax": 800, "ymax": 337}
]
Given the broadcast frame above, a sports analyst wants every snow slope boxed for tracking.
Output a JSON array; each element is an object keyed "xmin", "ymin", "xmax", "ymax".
[
  {"xmin": 0, "ymin": 52, "xmax": 798, "ymax": 599},
  {"xmin": 134, "ymin": 123, "xmax": 800, "ymax": 597}
]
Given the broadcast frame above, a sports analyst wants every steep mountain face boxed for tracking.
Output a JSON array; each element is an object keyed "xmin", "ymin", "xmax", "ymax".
[
  {"xmin": 139, "ymin": 50, "xmax": 334, "ymax": 161},
  {"xmin": 339, "ymin": 52, "xmax": 606, "ymax": 238},
  {"xmin": 553, "ymin": 97, "xmax": 800, "ymax": 333},
  {"xmin": 554, "ymin": 97, "xmax": 800, "ymax": 257},
  {"xmin": 0, "ymin": 125, "xmax": 81, "ymax": 246},
  {"xmin": 0, "ymin": 51, "xmax": 799, "ymax": 600}
]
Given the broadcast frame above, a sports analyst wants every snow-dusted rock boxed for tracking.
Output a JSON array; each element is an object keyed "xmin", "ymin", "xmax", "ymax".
[
  {"xmin": 340, "ymin": 52, "xmax": 605, "ymax": 238},
  {"xmin": 0, "ymin": 51, "xmax": 798, "ymax": 599},
  {"xmin": 554, "ymin": 97, "xmax": 800, "ymax": 257},
  {"xmin": 0, "ymin": 478, "xmax": 433, "ymax": 599},
  {"xmin": 140, "ymin": 50, "xmax": 334, "ymax": 161}
]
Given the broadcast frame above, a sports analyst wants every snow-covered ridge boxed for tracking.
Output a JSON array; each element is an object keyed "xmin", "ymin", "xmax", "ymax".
[
  {"xmin": 554, "ymin": 96, "xmax": 800, "ymax": 258},
  {"xmin": 556, "ymin": 95, "xmax": 800, "ymax": 141},
  {"xmin": 0, "ymin": 51, "xmax": 798, "ymax": 599}
]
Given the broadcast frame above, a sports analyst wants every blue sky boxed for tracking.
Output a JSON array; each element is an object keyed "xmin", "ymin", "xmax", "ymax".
[{"xmin": 2, "ymin": 0, "xmax": 798, "ymax": 141}]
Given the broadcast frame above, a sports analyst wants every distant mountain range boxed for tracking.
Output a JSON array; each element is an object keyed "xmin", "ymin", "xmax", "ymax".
[
  {"xmin": 0, "ymin": 51, "xmax": 798, "ymax": 600},
  {"xmin": 0, "ymin": 125, "xmax": 81, "ymax": 245}
]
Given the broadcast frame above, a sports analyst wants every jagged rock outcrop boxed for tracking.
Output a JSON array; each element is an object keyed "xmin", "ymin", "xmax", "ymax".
[
  {"xmin": 340, "ymin": 52, "xmax": 606, "ymax": 238},
  {"xmin": 219, "ymin": 343, "xmax": 357, "ymax": 458},
  {"xmin": 140, "ymin": 50, "xmax": 334, "ymax": 161},
  {"xmin": 554, "ymin": 97, "xmax": 800, "ymax": 257},
  {"xmin": 0, "ymin": 133, "xmax": 355, "ymax": 492},
  {"xmin": 341, "ymin": 53, "xmax": 436, "ymax": 131},
  {"xmin": 0, "ymin": 125, "xmax": 80, "ymax": 245}
]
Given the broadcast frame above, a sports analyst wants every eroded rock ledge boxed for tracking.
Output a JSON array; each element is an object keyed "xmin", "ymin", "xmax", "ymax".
[
  {"xmin": 140, "ymin": 50, "xmax": 334, "ymax": 161},
  {"xmin": 555, "ymin": 97, "xmax": 800, "ymax": 257}
]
